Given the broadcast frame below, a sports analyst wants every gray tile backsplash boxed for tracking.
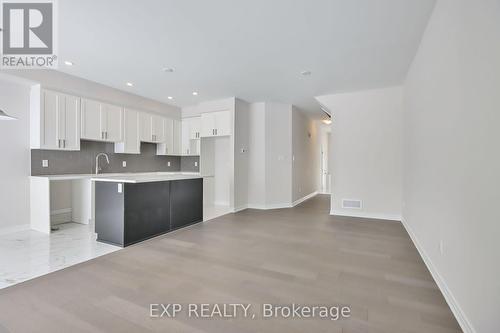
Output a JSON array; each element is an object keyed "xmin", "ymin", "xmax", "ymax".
[
  {"xmin": 180, "ymin": 156, "xmax": 201, "ymax": 173},
  {"xmin": 31, "ymin": 141, "xmax": 200, "ymax": 175}
]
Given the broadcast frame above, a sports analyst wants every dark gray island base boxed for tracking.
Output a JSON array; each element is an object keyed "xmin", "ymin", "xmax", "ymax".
[{"xmin": 95, "ymin": 178, "xmax": 203, "ymax": 247}]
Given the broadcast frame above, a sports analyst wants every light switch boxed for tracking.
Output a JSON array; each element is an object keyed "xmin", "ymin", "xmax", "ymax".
[
  {"xmin": 195, "ymin": 161, "xmax": 198, "ymax": 167},
  {"xmin": 122, "ymin": 161, "xmax": 127, "ymax": 168},
  {"xmin": 42, "ymin": 160, "xmax": 49, "ymax": 168},
  {"xmin": 167, "ymin": 161, "xmax": 171, "ymax": 167},
  {"xmin": 117, "ymin": 183, "xmax": 123, "ymax": 193}
]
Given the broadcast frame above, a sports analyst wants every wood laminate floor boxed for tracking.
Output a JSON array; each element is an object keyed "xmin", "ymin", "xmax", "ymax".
[{"xmin": 0, "ymin": 195, "xmax": 461, "ymax": 333}]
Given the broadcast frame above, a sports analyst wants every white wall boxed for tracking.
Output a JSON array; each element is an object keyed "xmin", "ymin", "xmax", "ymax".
[
  {"xmin": 6, "ymin": 70, "xmax": 180, "ymax": 118},
  {"xmin": 264, "ymin": 103, "xmax": 293, "ymax": 207},
  {"xmin": 292, "ymin": 107, "xmax": 320, "ymax": 202},
  {"xmin": 403, "ymin": 0, "xmax": 500, "ymax": 331},
  {"xmin": 247, "ymin": 103, "xmax": 267, "ymax": 207},
  {"xmin": 316, "ymin": 86, "xmax": 403, "ymax": 220},
  {"xmin": 0, "ymin": 77, "xmax": 31, "ymax": 232},
  {"xmin": 233, "ymin": 98, "xmax": 250, "ymax": 210}
]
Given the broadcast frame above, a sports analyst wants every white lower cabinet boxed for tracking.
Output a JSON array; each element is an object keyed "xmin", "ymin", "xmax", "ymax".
[
  {"xmin": 81, "ymin": 98, "xmax": 123, "ymax": 142},
  {"xmin": 33, "ymin": 89, "xmax": 80, "ymax": 151},
  {"xmin": 115, "ymin": 108, "xmax": 140, "ymax": 154}
]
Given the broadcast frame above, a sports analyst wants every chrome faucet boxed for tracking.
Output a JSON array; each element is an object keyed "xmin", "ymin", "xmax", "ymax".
[{"xmin": 95, "ymin": 153, "xmax": 110, "ymax": 174}]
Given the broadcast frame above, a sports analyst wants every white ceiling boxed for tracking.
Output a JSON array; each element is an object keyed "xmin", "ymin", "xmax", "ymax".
[{"xmin": 57, "ymin": 0, "xmax": 436, "ymax": 115}]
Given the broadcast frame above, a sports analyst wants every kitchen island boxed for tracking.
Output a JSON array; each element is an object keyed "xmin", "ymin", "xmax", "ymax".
[{"xmin": 93, "ymin": 174, "xmax": 203, "ymax": 247}]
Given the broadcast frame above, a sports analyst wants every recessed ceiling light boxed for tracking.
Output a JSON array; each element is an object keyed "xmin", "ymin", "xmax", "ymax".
[
  {"xmin": 301, "ymin": 70, "xmax": 312, "ymax": 76},
  {"xmin": 192, "ymin": 92, "xmax": 198, "ymax": 96},
  {"xmin": 126, "ymin": 82, "xmax": 134, "ymax": 87},
  {"xmin": 162, "ymin": 67, "xmax": 175, "ymax": 73},
  {"xmin": 64, "ymin": 61, "xmax": 74, "ymax": 66},
  {"xmin": 322, "ymin": 119, "xmax": 332, "ymax": 125},
  {"xmin": 167, "ymin": 96, "xmax": 173, "ymax": 100}
]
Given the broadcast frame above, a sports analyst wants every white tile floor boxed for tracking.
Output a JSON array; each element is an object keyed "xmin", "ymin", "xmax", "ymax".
[
  {"xmin": 0, "ymin": 223, "xmax": 120, "ymax": 289},
  {"xmin": 0, "ymin": 206, "xmax": 231, "ymax": 290}
]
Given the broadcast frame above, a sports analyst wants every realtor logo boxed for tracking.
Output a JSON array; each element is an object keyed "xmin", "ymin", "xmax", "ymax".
[{"xmin": 1, "ymin": 0, "xmax": 58, "ymax": 68}]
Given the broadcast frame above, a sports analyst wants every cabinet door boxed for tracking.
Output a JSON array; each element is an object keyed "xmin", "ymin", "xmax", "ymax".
[
  {"xmin": 139, "ymin": 112, "xmax": 153, "ymax": 142},
  {"xmin": 62, "ymin": 94, "xmax": 81, "ymax": 150},
  {"xmin": 81, "ymin": 99, "xmax": 103, "ymax": 140},
  {"xmin": 214, "ymin": 110, "xmax": 232, "ymax": 136},
  {"xmin": 181, "ymin": 119, "xmax": 191, "ymax": 155},
  {"xmin": 189, "ymin": 117, "xmax": 201, "ymax": 139},
  {"xmin": 152, "ymin": 115, "xmax": 165, "ymax": 142},
  {"xmin": 170, "ymin": 179, "xmax": 203, "ymax": 230},
  {"xmin": 41, "ymin": 90, "xmax": 60, "ymax": 149},
  {"xmin": 200, "ymin": 112, "xmax": 215, "ymax": 137},
  {"xmin": 116, "ymin": 108, "xmax": 140, "ymax": 154},
  {"xmin": 103, "ymin": 103, "xmax": 123, "ymax": 142},
  {"xmin": 163, "ymin": 118, "xmax": 174, "ymax": 154},
  {"xmin": 173, "ymin": 120, "xmax": 182, "ymax": 154}
]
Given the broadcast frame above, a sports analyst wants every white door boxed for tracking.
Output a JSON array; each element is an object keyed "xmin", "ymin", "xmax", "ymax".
[
  {"xmin": 41, "ymin": 90, "xmax": 60, "ymax": 149},
  {"xmin": 81, "ymin": 99, "xmax": 103, "ymax": 140},
  {"xmin": 62, "ymin": 94, "xmax": 81, "ymax": 150},
  {"xmin": 181, "ymin": 119, "xmax": 191, "ymax": 155},
  {"xmin": 118, "ymin": 108, "xmax": 140, "ymax": 154},
  {"xmin": 103, "ymin": 103, "xmax": 123, "ymax": 142},
  {"xmin": 214, "ymin": 111, "xmax": 231, "ymax": 136},
  {"xmin": 139, "ymin": 112, "xmax": 152, "ymax": 142},
  {"xmin": 200, "ymin": 112, "xmax": 215, "ymax": 137},
  {"xmin": 152, "ymin": 115, "xmax": 165, "ymax": 142},
  {"xmin": 189, "ymin": 117, "xmax": 201, "ymax": 139},
  {"xmin": 173, "ymin": 120, "xmax": 182, "ymax": 154}
]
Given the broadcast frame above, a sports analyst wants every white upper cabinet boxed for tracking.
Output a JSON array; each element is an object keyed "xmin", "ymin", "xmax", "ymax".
[
  {"xmin": 34, "ymin": 89, "xmax": 80, "ymax": 151},
  {"xmin": 81, "ymin": 98, "xmax": 123, "ymax": 142},
  {"xmin": 214, "ymin": 111, "xmax": 231, "ymax": 136},
  {"xmin": 140, "ymin": 113, "xmax": 166, "ymax": 143},
  {"xmin": 102, "ymin": 103, "xmax": 123, "ymax": 142},
  {"xmin": 172, "ymin": 120, "xmax": 182, "ymax": 155},
  {"xmin": 115, "ymin": 108, "xmax": 140, "ymax": 154},
  {"xmin": 156, "ymin": 117, "xmax": 174, "ymax": 155},
  {"xmin": 200, "ymin": 112, "xmax": 215, "ymax": 137},
  {"xmin": 152, "ymin": 114, "xmax": 166, "ymax": 143},
  {"xmin": 187, "ymin": 117, "xmax": 201, "ymax": 139},
  {"xmin": 181, "ymin": 120, "xmax": 191, "ymax": 155},
  {"xmin": 200, "ymin": 110, "xmax": 232, "ymax": 137}
]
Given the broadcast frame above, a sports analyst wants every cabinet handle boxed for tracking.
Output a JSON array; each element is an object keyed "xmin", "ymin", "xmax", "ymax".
[
  {"xmin": 63, "ymin": 140, "xmax": 66, "ymax": 148},
  {"xmin": 215, "ymin": 128, "xmax": 218, "ymax": 136},
  {"xmin": 58, "ymin": 139, "xmax": 61, "ymax": 148}
]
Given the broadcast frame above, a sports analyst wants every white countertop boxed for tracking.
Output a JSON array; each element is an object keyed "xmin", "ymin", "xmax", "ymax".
[
  {"xmin": 31, "ymin": 172, "xmax": 203, "ymax": 182},
  {"xmin": 91, "ymin": 173, "xmax": 203, "ymax": 183}
]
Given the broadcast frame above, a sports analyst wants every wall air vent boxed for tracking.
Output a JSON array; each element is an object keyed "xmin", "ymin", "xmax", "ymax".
[{"xmin": 342, "ymin": 199, "xmax": 362, "ymax": 209}]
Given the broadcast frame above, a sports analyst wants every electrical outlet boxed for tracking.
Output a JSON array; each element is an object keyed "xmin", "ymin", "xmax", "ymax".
[
  {"xmin": 122, "ymin": 161, "xmax": 127, "ymax": 168},
  {"xmin": 42, "ymin": 160, "xmax": 49, "ymax": 168},
  {"xmin": 167, "ymin": 161, "xmax": 171, "ymax": 167},
  {"xmin": 195, "ymin": 161, "xmax": 198, "ymax": 167},
  {"xmin": 439, "ymin": 240, "xmax": 444, "ymax": 255}
]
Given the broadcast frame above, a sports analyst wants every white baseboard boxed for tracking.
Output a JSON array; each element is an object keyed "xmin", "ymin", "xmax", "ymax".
[
  {"xmin": 232, "ymin": 205, "xmax": 248, "ymax": 213},
  {"xmin": 401, "ymin": 218, "xmax": 475, "ymax": 333},
  {"xmin": 292, "ymin": 191, "xmax": 318, "ymax": 207},
  {"xmin": 50, "ymin": 208, "xmax": 72, "ymax": 225},
  {"xmin": 246, "ymin": 203, "xmax": 293, "ymax": 210},
  {"xmin": 0, "ymin": 224, "xmax": 30, "ymax": 236},
  {"xmin": 330, "ymin": 209, "xmax": 401, "ymax": 222}
]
